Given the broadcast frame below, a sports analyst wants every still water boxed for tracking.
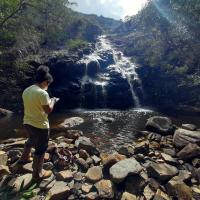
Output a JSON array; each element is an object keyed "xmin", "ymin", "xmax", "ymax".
[{"xmin": 0, "ymin": 108, "xmax": 199, "ymax": 151}]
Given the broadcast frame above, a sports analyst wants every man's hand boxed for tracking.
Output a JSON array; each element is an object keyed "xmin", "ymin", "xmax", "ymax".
[{"xmin": 51, "ymin": 97, "xmax": 60, "ymax": 103}]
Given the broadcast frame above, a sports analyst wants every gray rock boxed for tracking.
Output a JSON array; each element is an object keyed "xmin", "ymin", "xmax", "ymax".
[
  {"xmin": 177, "ymin": 143, "xmax": 200, "ymax": 160},
  {"xmin": 109, "ymin": 158, "xmax": 142, "ymax": 183},
  {"xmin": 166, "ymin": 179, "xmax": 192, "ymax": 200},
  {"xmin": 8, "ymin": 174, "xmax": 32, "ymax": 193},
  {"xmin": 75, "ymin": 136, "xmax": 99, "ymax": 155},
  {"xmin": 121, "ymin": 192, "xmax": 137, "ymax": 200},
  {"xmin": 59, "ymin": 117, "xmax": 84, "ymax": 128},
  {"xmin": 55, "ymin": 170, "xmax": 74, "ymax": 181},
  {"xmin": 173, "ymin": 128, "xmax": 200, "ymax": 148},
  {"xmin": 47, "ymin": 181, "xmax": 70, "ymax": 200},
  {"xmin": 146, "ymin": 116, "xmax": 175, "ymax": 135},
  {"xmin": 39, "ymin": 174, "xmax": 55, "ymax": 189},
  {"xmin": 147, "ymin": 162, "xmax": 178, "ymax": 182},
  {"xmin": 160, "ymin": 153, "xmax": 178, "ymax": 166},
  {"xmin": 182, "ymin": 124, "xmax": 197, "ymax": 131},
  {"xmin": 95, "ymin": 179, "xmax": 114, "ymax": 199},
  {"xmin": 86, "ymin": 166, "xmax": 103, "ymax": 183}
]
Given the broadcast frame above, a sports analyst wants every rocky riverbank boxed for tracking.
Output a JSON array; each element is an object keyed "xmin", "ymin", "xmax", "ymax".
[{"xmin": 0, "ymin": 116, "xmax": 200, "ymax": 199}]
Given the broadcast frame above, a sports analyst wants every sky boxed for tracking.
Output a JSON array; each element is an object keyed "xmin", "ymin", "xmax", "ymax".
[{"xmin": 71, "ymin": 0, "xmax": 149, "ymax": 20}]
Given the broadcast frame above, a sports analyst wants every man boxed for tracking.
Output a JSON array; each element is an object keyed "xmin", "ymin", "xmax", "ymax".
[{"xmin": 13, "ymin": 66, "xmax": 59, "ymax": 180}]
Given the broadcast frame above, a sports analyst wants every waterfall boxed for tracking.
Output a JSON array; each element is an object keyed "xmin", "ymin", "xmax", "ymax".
[{"xmin": 78, "ymin": 35, "xmax": 144, "ymax": 108}]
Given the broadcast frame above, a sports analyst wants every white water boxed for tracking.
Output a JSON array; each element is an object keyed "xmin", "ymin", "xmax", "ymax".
[{"xmin": 78, "ymin": 35, "xmax": 144, "ymax": 108}]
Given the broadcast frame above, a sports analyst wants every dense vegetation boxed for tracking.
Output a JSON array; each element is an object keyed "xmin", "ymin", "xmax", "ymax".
[
  {"xmin": 0, "ymin": 0, "xmax": 120, "ymax": 111},
  {"xmin": 112, "ymin": 0, "xmax": 200, "ymax": 108}
]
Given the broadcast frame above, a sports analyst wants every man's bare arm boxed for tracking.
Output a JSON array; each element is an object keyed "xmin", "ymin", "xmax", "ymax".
[{"xmin": 42, "ymin": 97, "xmax": 59, "ymax": 114}]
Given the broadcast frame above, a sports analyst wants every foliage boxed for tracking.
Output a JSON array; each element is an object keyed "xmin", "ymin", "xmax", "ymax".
[{"xmin": 67, "ymin": 39, "xmax": 88, "ymax": 51}]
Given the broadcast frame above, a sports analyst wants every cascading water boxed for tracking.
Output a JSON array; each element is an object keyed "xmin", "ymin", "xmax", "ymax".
[{"xmin": 78, "ymin": 35, "xmax": 144, "ymax": 108}]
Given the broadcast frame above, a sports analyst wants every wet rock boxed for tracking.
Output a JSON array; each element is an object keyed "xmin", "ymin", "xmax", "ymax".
[
  {"xmin": 56, "ymin": 170, "xmax": 74, "ymax": 181},
  {"xmin": 8, "ymin": 173, "xmax": 32, "ymax": 193},
  {"xmin": 147, "ymin": 132, "xmax": 162, "ymax": 142},
  {"xmin": 147, "ymin": 162, "xmax": 178, "ymax": 182},
  {"xmin": 166, "ymin": 180, "xmax": 192, "ymax": 200},
  {"xmin": 95, "ymin": 179, "xmax": 114, "ymax": 199},
  {"xmin": 134, "ymin": 141, "xmax": 149, "ymax": 155},
  {"xmin": 121, "ymin": 192, "xmax": 137, "ymax": 200},
  {"xmin": 146, "ymin": 116, "xmax": 175, "ymax": 135},
  {"xmin": 173, "ymin": 128, "xmax": 200, "ymax": 148},
  {"xmin": 0, "ymin": 165, "xmax": 10, "ymax": 176},
  {"xmin": 75, "ymin": 137, "xmax": 99, "ymax": 155},
  {"xmin": 86, "ymin": 166, "xmax": 103, "ymax": 183},
  {"xmin": 47, "ymin": 181, "xmax": 70, "ymax": 200},
  {"xmin": 101, "ymin": 116, "xmax": 115, "ymax": 123},
  {"xmin": 118, "ymin": 145, "xmax": 135, "ymax": 157},
  {"xmin": 79, "ymin": 149, "xmax": 90, "ymax": 160},
  {"xmin": 77, "ymin": 158, "xmax": 89, "ymax": 171},
  {"xmin": 125, "ymin": 175, "xmax": 146, "ymax": 195},
  {"xmin": 110, "ymin": 158, "xmax": 142, "ymax": 183},
  {"xmin": 153, "ymin": 189, "xmax": 170, "ymax": 200},
  {"xmin": 59, "ymin": 117, "xmax": 84, "ymax": 129},
  {"xmin": 0, "ymin": 151, "xmax": 8, "ymax": 165},
  {"xmin": 143, "ymin": 185, "xmax": 155, "ymax": 200},
  {"xmin": 177, "ymin": 143, "xmax": 200, "ymax": 160},
  {"xmin": 81, "ymin": 183, "xmax": 93, "ymax": 193},
  {"xmin": 182, "ymin": 124, "xmax": 197, "ymax": 131},
  {"xmin": 66, "ymin": 130, "xmax": 83, "ymax": 140}
]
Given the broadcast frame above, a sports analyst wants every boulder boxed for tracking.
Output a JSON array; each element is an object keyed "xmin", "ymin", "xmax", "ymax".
[
  {"xmin": 109, "ymin": 158, "xmax": 142, "ymax": 183},
  {"xmin": 147, "ymin": 162, "xmax": 178, "ymax": 182},
  {"xmin": 47, "ymin": 181, "xmax": 70, "ymax": 200},
  {"xmin": 173, "ymin": 128, "xmax": 200, "ymax": 148},
  {"xmin": 79, "ymin": 149, "xmax": 90, "ymax": 160},
  {"xmin": 101, "ymin": 152, "xmax": 126, "ymax": 169},
  {"xmin": 59, "ymin": 117, "xmax": 84, "ymax": 128},
  {"xmin": 121, "ymin": 192, "xmax": 137, "ymax": 200},
  {"xmin": 182, "ymin": 124, "xmax": 197, "ymax": 131},
  {"xmin": 146, "ymin": 116, "xmax": 175, "ymax": 135},
  {"xmin": 8, "ymin": 174, "xmax": 32, "ymax": 193},
  {"xmin": 66, "ymin": 130, "xmax": 83, "ymax": 140},
  {"xmin": 85, "ymin": 192, "xmax": 98, "ymax": 200},
  {"xmin": 75, "ymin": 137, "xmax": 99, "ymax": 155},
  {"xmin": 86, "ymin": 166, "xmax": 103, "ymax": 183},
  {"xmin": 166, "ymin": 180, "xmax": 192, "ymax": 200},
  {"xmin": 118, "ymin": 145, "xmax": 135, "ymax": 157},
  {"xmin": 160, "ymin": 153, "xmax": 178, "ymax": 166},
  {"xmin": 0, "ymin": 151, "xmax": 8, "ymax": 165},
  {"xmin": 95, "ymin": 179, "xmax": 114, "ymax": 199},
  {"xmin": 177, "ymin": 143, "xmax": 200, "ymax": 160},
  {"xmin": 76, "ymin": 158, "xmax": 89, "ymax": 171},
  {"xmin": 56, "ymin": 170, "xmax": 74, "ymax": 181}
]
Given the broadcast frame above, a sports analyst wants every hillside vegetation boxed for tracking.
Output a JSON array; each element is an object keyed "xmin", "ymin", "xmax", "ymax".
[{"xmin": 112, "ymin": 0, "xmax": 200, "ymax": 108}]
